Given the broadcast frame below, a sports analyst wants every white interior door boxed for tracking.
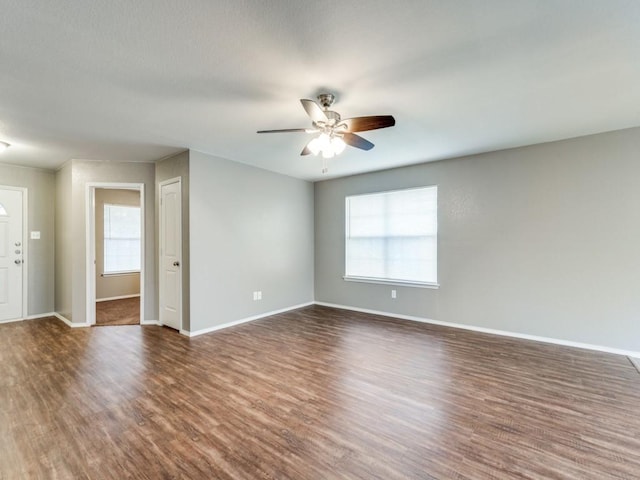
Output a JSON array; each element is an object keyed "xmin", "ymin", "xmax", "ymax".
[
  {"xmin": 159, "ymin": 180, "xmax": 182, "ymax": 330},
  {"xmin": 0, "ymin": 189, "xmax": 24, "ymax": 322}
]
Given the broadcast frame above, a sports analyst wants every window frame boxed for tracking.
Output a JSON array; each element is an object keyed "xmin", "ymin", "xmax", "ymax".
[
  {"xmin": 103, "ymin": 203, "xmax": 142, "ymax": 275},
  {"xmin": 343, "ymin": 185, "xmax": 439, "ymax": 289}
]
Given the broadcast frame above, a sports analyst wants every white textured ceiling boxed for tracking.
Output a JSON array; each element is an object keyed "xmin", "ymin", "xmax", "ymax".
[{"xmin": 1, "ymin": 1, "xmax": 639, "ymax": 181}]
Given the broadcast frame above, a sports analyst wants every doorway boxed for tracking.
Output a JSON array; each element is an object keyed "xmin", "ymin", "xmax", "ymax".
[
  {"xmin": 86, "ymin": 183, "xmax": 144, "ymax": 326},
  {"xmin": 0, "ymin": 186, "xmax": 27, "ymax": 323}
]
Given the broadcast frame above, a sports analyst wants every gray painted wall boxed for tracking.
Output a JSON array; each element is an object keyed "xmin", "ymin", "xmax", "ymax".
[
  {"xmin": 69, "ymin": 160, "xmax": 156, "ymax": 323},
  {"xmin": 189, "ymin": 151, "xmax": 314, "ymax": 332},
  {"xmin": 0, "ymin": 163, "xmax": 55, "ymax": 316},
  {"xmin": 55, "ymin": 162, "xmax": 73, "ymax": 320},
  {"xmin": 155, "ymin": 151, "xmax": 190, "ymax": 330},
  {"xmin": 95, "ymin": 188, "xmax": 141, "ymax": 300},
  {"xmin": 315, "ymin": 127, "xmax": 640, "ymax": 352}
]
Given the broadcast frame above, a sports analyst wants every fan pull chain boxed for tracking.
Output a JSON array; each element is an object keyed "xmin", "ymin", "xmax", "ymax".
[{"xmin": 322, "ymin": 157, "xmax": 328, "ymax": 174}]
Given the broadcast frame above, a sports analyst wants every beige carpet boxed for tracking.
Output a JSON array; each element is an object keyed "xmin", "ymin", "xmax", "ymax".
[{"xmin": 95, "ymin": 297, "xmax": 140, "ymax": 326}]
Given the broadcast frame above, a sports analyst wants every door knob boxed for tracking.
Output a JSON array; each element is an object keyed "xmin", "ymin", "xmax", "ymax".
[
  {"xmin": 173, "ymin": 261, "xmax": 180, "ymax": 267},
  {"xmin": 14, "ymin": 259, "xmax": 22, "ymax": 265}
]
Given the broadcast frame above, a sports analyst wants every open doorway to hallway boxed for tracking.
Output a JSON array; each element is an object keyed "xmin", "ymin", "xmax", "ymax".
[{"xmin": 88, "ymin": 185, "xmax": 144, "ymax": 326}]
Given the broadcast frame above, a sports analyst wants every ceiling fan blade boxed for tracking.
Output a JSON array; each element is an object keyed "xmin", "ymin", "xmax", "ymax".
[
  {"xmin": 300, "ymin": 99, "xmax": 328, "ymax": 123},
  {"xmin": 301, "ymin": 143, "xmax": 313, "ymax": 156},
  {"xmin": 257, "ymin": 128, "xmax": 309, "ymax": 134},
  {"xmin": 343, "ymin": 133, "xmax": 374, "ymax": 151},
  {"xmin": 340, "ymin": 115, "xmax": 395, "ymax": 132}
]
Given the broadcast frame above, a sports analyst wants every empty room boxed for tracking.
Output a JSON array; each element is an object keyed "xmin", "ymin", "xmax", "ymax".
[{"xmin": 1, "ymin": 1, "xmax": 639, "ymax": 479}]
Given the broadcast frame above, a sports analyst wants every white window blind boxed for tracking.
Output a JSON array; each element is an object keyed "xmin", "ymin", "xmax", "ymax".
[
  {"xmin": 104, "ymin": 204, "xmax": 141, "ymax": 273},
  {"xmin": 345, "ymin": 186, "xmax": 437, "ymax": 285}
]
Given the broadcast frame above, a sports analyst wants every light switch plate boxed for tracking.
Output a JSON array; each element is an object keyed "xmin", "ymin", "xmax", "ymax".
[{"xmin": 30, "ymin": 231, "xmax": 41, "ymax": 240}]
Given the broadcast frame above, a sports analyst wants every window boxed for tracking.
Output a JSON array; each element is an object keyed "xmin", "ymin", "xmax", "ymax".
[
  {"xmin": 345, "ymin": 186, "xmax": 437, "ymax": 287},
  {"xmin": 104, "ymin": 204, "xmax": 141, "ymax": 274}
]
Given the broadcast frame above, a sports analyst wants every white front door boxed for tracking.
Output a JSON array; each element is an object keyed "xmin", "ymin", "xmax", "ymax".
[
  {"xmin": 159, "ymin": 180, "xmax": 182, "ymax": 330},
  {"xmin": 0, "ymin": 188, "xmax": 24, "ymax": 322}
]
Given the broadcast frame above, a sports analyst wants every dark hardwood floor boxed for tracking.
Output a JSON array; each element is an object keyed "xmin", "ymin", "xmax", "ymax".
[
  {"xmin": 1, "ymin": 305, "xmax": 639, "ymax": 479},
  {"xmin": 95, "ymin": 297, "xmax": 140, "ymax": 326}
]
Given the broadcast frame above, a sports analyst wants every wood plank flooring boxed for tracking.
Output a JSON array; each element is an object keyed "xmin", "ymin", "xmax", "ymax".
[
  {"xmin": 95, "ymin": 297, "xmax": 140, "ymax": 326},
  {"xmin": 1, "ymin": 305, "xmax": 639, "ymax": 479}
]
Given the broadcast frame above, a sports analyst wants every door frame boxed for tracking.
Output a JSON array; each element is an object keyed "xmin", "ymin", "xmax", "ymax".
[
  {"xmin": 0, "ymin": 185, "xmax": 28, "ymax": 322},
  {"xmin": 85, "ymin": 182, "xmax": 145, "ymax": 326},
  {"xmin": 158, "ymin": 176, "xmax": 182, "ymax": 331}
]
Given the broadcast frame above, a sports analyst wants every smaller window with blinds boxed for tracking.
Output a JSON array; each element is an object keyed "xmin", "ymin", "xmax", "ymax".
[
  {"xmin": 345, "ymin": 186, "xmax": 438, "ymax": 287},
  {"xmin": 104, "ymin": 204, "xmax": 141, "ymax": 274}
]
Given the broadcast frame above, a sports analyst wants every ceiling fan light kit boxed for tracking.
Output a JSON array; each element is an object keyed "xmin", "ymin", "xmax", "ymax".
[
  {"xmin": 258, "ymin": 93, "xmax": 395, "ymax": 173},
  {"xmin": 307, "ymin": 133, "xmax": 346, "ymax": 158}
]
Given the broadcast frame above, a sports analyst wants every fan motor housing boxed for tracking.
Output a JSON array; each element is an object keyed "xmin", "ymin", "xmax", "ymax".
[{"xmin": 317, "ymin": 93, "xmax": 336, "ymax": 109}]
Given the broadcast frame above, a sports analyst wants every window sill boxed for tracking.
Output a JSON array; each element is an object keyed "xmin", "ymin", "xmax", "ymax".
[
  {"xmin": 101, "ymin": 271, "xmax": 140, "ymax": 277},
  {"xmin": 343, "ymin": 276, "xmax": 439, "ymax": 289}
]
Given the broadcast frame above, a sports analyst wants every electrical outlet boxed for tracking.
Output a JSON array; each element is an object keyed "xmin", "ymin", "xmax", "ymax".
[
  {"xmin": 252, "ymin": 291, "xmax": 257, "ymax": 301},
  {"xmin": 391, "ymin": 289, "xmax": 397, "ymax": 299},
  {"xmin": 257, "ymin": 291, "xmax": 262, "ymax": 300}
]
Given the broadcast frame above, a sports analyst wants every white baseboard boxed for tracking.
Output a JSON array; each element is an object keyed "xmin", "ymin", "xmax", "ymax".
[
  {"xmin": 0, "ymin": 312, "xmax": 56, "ymax": 324},
  {"xmin": 54, "ymin": 313, "xmax": 90, "ymax": 328},
  {"xmin": 314, "ymin": 302, "xmax": 640, "ymax": 358},
  {"xmin": 629, "ymin": 356, "xmax": 640, "ymax": 373},
  {"xmin": 54, "ymin": 313, "xmax": 72, "ymax": 327},
  {"xmin": 26, "ymin": 312, "xmax": 57, "ymax": 320},
  {"xmin": 96, "ymin": 294, "xmax": 140, "ymax": 303},
  {"xmin": 182, "ymin": 301, "xmax": 314, "ymax": 338},
  {"xmin": 54, "ymin": 313, "xmax": 157, "ymax": 328},
  {"xmin": 0, "ymin": 316, "xmax": 26, "ymax": 325}
]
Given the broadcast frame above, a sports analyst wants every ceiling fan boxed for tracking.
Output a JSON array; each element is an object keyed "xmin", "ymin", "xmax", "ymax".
[{"xmin": 257, "ymin": 93, "xmax": 395, "ymax": 172}]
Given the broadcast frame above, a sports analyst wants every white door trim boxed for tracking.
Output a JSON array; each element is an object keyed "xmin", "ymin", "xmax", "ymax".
[
  {"xmin": 85, "ymin": 182, "xmax": 145, "ymax": 326},
  {"xmin": 158, "ymin": 176, "xmax": 182, "ymax": 331},
  {"xmin": 0, "ymin": 185, "xmax": 28, "ymax": 320}
]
